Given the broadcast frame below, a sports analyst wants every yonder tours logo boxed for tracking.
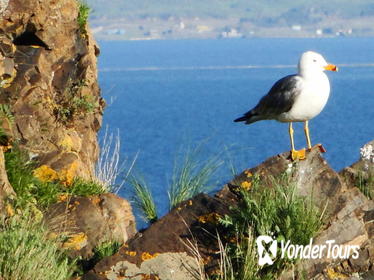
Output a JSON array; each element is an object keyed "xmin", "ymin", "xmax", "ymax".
[{"xmin": 256, "ymin": 235, "xmax": 360, "ymax": 266}]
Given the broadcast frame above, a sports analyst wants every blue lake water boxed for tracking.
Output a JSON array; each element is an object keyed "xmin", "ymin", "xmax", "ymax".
[{"xmin": 97, "ymin": 38, "xmax": 374, "ymax": 221}]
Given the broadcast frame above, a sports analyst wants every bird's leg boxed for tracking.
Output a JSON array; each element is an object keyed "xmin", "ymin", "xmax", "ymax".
[
  {"xmin": 304, "ymin": 120, "xmax": 312, "ymax": 150},
  {"xmin": 289, "ymin": 122, "xmax": 306, "ymax": 161},
  {"xmin": 289, "ymin": 122, "xmax": 295, "ymax": 151}
]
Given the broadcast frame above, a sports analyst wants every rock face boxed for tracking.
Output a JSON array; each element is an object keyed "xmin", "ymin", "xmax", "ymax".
[
  {"xmin": 0, "ymin": 0, "xmax": 104, "ymax": 179},
  {"xmin": 83, "ymin": 193, "xmax": 231, "ymax": 279},
  {"xmin": 45, "ymin": 193, "xmax": 137, "ymax": 258},
  {"xmin": 84, "ymin": 143, "xmax": 374, "ymax": 280}
]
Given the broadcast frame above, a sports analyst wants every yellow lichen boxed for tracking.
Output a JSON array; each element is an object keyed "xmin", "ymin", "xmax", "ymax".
[
  {"xmin": 33, "ymin": 165, "xmax": 59, "ymax": 183},
  {"xmin": 62, "ymin": 232, "xmax": 88, "ymax": 250},
  {"xmin": 90, "ymin": 196, "xmax": 101, "ymax": 205},
  {"xmin": 124, "ymin": 250, "xmax": 137, "ymax": 257},
  {"xmin": 197, "ymin": 213, "xmax": 221, "ymax": 224},
  {"xmin": 5, "ymin": 203, "xmax": 14, "ymax": 217},
  {"xmin": 326, "ymin": 267, "xmax": 348, "ymax": 279},
  {"xmin": 33, "ymin": 161, "xmax": 78, "ymax": 186},
  {"xmin": 57, "ymin": 193, "xmax": 69, "ymax": 202},
  {"xmin": 58, "ymin": 135, "xmax": 74, "ymax": 152},
  {"xmin": 141, "ymin": 252, "xmax": 159, "ymax": 261},
  {"xmin": 58, "ymin": 161, "xmax": 78, "ymax": 186},
  {"xmin": 240, "ymin": 180, "xmax": 252, "ymax": 191},
  {"xmin": 244, "ymin": 170, "xmax": 253, "ymax": 178}
]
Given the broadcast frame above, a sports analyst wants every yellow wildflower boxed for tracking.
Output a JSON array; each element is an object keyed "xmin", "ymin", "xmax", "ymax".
[{"xmin": 240, "ymin": 181, "xmax": 252, "ymax": 191}]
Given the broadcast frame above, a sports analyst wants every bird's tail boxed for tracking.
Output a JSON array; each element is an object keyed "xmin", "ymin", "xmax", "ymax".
[
  {"xmin": 234, "ymin": 115, "xmax": 249, "ymax": 122},
  {"xmin": 234, "ymin": 110, "xmax": 261, "ymax": 124}
]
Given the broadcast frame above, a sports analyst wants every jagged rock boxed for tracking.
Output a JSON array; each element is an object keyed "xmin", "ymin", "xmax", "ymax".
[
  {"xmin": 83, "ymin": 193, "xmax": 232, "ymax": 279},
  {"xmin": 0, "ymin": 0, "xmax": 104, "ymax": 179},
  {"xmin": 44, "ymin": 193, "xmax": 136, "ymax": 258}
]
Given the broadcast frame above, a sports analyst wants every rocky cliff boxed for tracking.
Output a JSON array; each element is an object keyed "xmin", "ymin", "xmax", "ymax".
[{"xmin": 0, "ymin": 0, "xmax": 104, "ymax": 180}]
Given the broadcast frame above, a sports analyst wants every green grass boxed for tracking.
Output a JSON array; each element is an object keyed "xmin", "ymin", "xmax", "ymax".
[
  {"xmin": 356, "ymin": 172, "xmax": 374, "ymax": 200},
  {"xmin": 218, "ymin": 175, "xmax": 323, "ymax": 279},
  {"xmin": 168, "ymin": 147, "xmax": 223, "ymax": 209},
  {"xmin": 130, "ymin": 175, "xmax": 158, "ymax": 224},
  {"xmin": 78, "ymin": 1, "xmax": 90, "ymax": 34},
  {"xmin": 0, "ymin": 104, "xmax": 14, "ymax": 125},
  {"xmin": 0, "ymin": 212, "xmax": 75, "ymax": 280},
  {"xmin": 76, "ymin": 240, "xmax": 122, "ymax": 273},
  {"xmin": 4, "ymin": 147, "xmax": 106, "ymax": 209},
  {"xmin": 211, "ymin": 231, "xmax": 267, "ymax": 280}
]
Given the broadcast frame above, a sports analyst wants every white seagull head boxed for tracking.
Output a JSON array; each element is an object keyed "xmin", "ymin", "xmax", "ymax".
[{"xmin": 298, "ymin": 51, "xmax": 338, "ymax": 77}]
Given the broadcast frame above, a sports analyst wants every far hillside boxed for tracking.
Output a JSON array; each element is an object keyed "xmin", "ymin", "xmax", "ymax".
[{"xmin": 85, "ymin": 0, "xmax": 374, "ymax": 39}]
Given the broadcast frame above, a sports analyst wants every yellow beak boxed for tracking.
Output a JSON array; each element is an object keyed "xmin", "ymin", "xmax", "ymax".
[{"xmin": 324, "ymin": 64, "xmax": 338, "ymax": 71}]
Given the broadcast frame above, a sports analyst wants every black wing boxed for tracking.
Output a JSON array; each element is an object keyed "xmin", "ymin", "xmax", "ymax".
[{"xmin": 234, "ymin": 75, "xmax": 302, "ymax": 124}]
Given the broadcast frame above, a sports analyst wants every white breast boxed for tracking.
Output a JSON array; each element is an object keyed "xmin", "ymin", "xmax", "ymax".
[{"xmin": 278, "ymin": 73, "xmax": 330, "ymax": 122}]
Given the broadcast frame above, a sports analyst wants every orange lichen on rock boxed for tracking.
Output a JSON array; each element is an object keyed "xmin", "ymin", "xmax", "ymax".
[
  {"xmin": 33, "ymin": 165, "xmax": 59, "ymax": 182},
  {"xmin": 58, "ymin": 160, "xmax": 78, "ymax": 186},
  {"xmin": 197, "ymin": 212, "xmax": 221, "ymax": 224},
  {"xmin": 244, "ymin": 170, "xmax": 253, "ymax": 177},
  {"xmin": 326, "ymin": 267, "xmax": 348, "ymax": 279},
  {"xmin": 57, "ymin": 193, "xmax": 69, "ymax": 202},
  {"xmin": 62, "ymin": 232, "xmax": 88, "ymax": 250},
  {"xmin": 5, "ymin": 203, "xmax": 14, "ymax": 217},
  {"xmin": 33, "ymin": 161, "xmax": 78, "ymax": 186},
  {"xmin": 124, "ymin": 250, "xmax": 137, "ymax": 257},
  {"xmin": 90, "ymin": 196, "xmax": 101, "ymax": 205},
  {"xmin": 141, "ymin": 252, "xmax": 159, "ymax": 261}
]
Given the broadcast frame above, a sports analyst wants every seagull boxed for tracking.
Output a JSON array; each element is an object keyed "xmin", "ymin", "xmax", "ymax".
[{"xmin": 234, "ymin": 51, "xmax": 338, "ymax": 160}]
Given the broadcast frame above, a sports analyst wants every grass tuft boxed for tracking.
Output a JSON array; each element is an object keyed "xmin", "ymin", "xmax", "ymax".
[
  {"xmin": 168, "ymin": 146, "xmax": 223, "ymax": 209},
  {"xmin": 130, "ymin": 175, "xmax": 158, "ymax": 224},
  {"xmin": 356, "ymin": 172, "xmax": 373, "ymax": 200},
  {"xmin": 96, "ymin": 127, "xmax": 137, "ymax": 193},
  {"xmin": 78, "ymin": 1, "xmax": 90, "ymax": 34}
]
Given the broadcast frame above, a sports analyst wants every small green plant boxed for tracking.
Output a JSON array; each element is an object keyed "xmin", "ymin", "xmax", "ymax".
[
  {"xmin": 130, "ymin": 175, "xmax": 158, "ymax": 224},
  {"xmin": 93, "ymin": 240, "xmax": 122, "ymax": 260},
  {"xmin": 168, "ymin": 146, "xmax": 223, "ymax": 209},
  {"xmin": 219, "ymin": 176, "xmax": 323, "ymax": 279},
  {"xmin": 0, "ymin": 212, "xmax": 75, "ymax": 280},
  {"xmin": 54, "ymin": 79, "xmax": 97, "ymax": 124},
  {"xmin": 0, "ymin": 104, "xmax": 14, "ymax": 125},
  {"xmin": 78, "ymin": 1, "xmax": 90, "ymax": 34},
  {"xmin": 69, "ymin": 178, "xmax": 107, "ymax": 197},
  {"xmin": 76, "ymin": 240, "xmax": 122, "ymax": 273}
]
